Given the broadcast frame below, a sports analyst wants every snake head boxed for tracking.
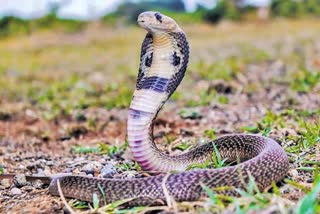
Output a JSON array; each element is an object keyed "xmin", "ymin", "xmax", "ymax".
[{"xmin": 137, "ymin": 11, "xmax": 181, "ymax": 33}]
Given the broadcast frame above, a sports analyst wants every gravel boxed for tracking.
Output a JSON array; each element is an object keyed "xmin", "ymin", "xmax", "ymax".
[
  {"xmin": 1, "ymin": 179, "xmax": 11, "ymax": 189},
  {"xmin": 10, "ymin": 188, "xmax": 22, "ymax": 195},
  {"xmin": 100, "ymin": 163, "xmax": 117, "ymax": 178},
  {"xmin": 13, "ymin": 174, "xmax": 27, "ymax": 188}
]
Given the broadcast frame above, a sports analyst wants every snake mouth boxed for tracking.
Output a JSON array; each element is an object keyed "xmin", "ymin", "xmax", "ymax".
[{"xmin": 137, "ymin": 18, "xmax": 148, "ymax": 29}]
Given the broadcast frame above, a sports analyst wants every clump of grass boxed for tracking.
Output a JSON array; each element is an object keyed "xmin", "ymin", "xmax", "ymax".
[
  {"xmin": 72, "ymin": 142, "xmax": 128, "ymax": 157},
  {"xmin": 198, "ymin": 176, "xmax": 295, "ymax": 213},
  {"xmin": 185, "ymin": 89, "xmax": 230, "ymax": 107},
  {"xmin": 238, "ymin": 44, "xmax": 270, "ymax": 63},
  {"xmin": 242, "ymin": 109, "xmax": 319, "ymax": 174},
  {"xmin": 26, "ymin": 77, "xmax": 133, "ymax": 120},
  {"xmin": 72, "ymin": 146, "xmax": 100, "ymax": 154},
  {"xmin": 196, "ymin": 57, "xmax": 242, "ymax": 81},
  {"xmin": 204, "ymin": 128, "xmax": 216, "ymax": 140},
  {"xmin": 92, "ymin": 193, "xmax": 100, "ymax": 210},
  {"xmin": 185, "ymin": 90, "xmax": 216, "ymax": 107},
  {"xmin": 290, "ymin": 69, "xmax": 320, "ymax": 93},
  {"xmin": 0, "ymin": 165, "xmax": 4, "ymax": 175},
  {"xmin": 96, "ymin": 198, "xmax": 149, "ymax": 214},
  {"xmin": 116, "ymin": 161, "xmax": 141, "ymax": 171},
  {"xmin": 178, "ymin": 108, "xmax": 202, "ymax": 119},
  {"xmin": 174, "ymin": 141, "xmax": 193, "ymax": 151},
  {"xmin": 242, "ymin": 110, "xmax": 280, "ymax": 136},
  {"xmin": 69, "ymin": 200, "xmax": 90, "ymax": 209},
  {"xmin": 187, "ymin": 142, "xmax": 228, "ymax": 170},
  {"xmin": 217, "ymin": 95, "xmax": 229, "ymax": 104},
  {"xmin": 296, "ymin": 175, "xmax": 320, "ymax": 214},
  {"xmin": 286, "ymin": 120, "xmax": 319, "ymax": 156}
]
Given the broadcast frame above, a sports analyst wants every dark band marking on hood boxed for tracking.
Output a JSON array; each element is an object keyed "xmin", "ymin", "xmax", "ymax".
[
  {"xmin": 172, "ymin": 51, "xmax": 181, "ymax": 66},
  {"xmin": 155, "ymin": 13, "xmax": 162, "ymax": 23},
  {"xmin": 166, "ymin": 32, "xmax": 189, "ymax": 96},
  {"xmin": 145, "ymin": 53, "xmax": 153, "ymax": 67},
  {"xmin": 138, "ymin": 76, "xmax": 170, "ymax": 93},
  {"xmin": 137, "ymin": 33, "xmax": 153, "ymax": 89}
]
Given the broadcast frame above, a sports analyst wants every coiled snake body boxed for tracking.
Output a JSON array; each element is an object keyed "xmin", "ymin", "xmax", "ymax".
[{"xmin": 3, "ymin": 12, "xmax": 289, "ymax": 206}]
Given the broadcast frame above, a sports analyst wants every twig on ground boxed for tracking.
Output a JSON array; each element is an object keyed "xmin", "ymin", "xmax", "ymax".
[
  {"xmin": 162, "ymin": 173, "xmax": 178, "ymax": 213},
  {"xmin": 57, "ymin": 179, "xmax": 77, "ymax": 214}
]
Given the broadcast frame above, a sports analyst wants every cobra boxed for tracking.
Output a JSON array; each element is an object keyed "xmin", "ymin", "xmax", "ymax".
[{"xmin": 1, "ymin": 11, "xmax": 289, "ymax": 206}]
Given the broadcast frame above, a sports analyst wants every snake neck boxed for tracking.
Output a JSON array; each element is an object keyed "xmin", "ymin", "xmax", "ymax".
[{"xmin": 127, "ymin": 31, "xmax": 196, "ymax": 172}]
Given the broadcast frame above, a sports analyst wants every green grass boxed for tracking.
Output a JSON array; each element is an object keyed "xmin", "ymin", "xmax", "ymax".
[
  {"xmin": 72, "ymin": 142, "xmax": 128, "ymax": 157},
  {"xmin": 296, "ymin": 175, "xmax": 320, "ymax": 214},
  {"xmin": 290, "ymin": 69, "xmax": 320, "ymax": 92}
]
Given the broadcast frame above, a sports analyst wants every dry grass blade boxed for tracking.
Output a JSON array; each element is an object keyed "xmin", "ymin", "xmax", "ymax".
[
  {"xmin": 57, "ymin": 179, "xmax": 77, "ymax": 214},
  {"xmin": 162, "ymin": 173, "xmax": 178, "ymax": 213}
]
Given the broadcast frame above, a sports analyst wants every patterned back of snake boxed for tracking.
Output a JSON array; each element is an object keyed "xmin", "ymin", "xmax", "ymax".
[{"xmin": 47, "ymin": 11, "xmax": 289, "ymax": 206}]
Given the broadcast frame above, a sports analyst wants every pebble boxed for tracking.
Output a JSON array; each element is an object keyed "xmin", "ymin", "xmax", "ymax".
[
  {"xmin": 10, "ymin": 187, "xmax": 22, "ymax": 195},
  {"xmin": 35, "ymin": 168, "xmax": 46, "ymax": 176},
  {"xmin": 1, "ymin": 179, "xmax": 11, "ymax": 189},
  {"xmin": 288, "ymin": 169, "xmax": 299, "ymax": 177},
  {"xmin": 100, "ymin": 163, "xmax": 117, "ymax": 178},
  {"xmin": 98, "ymin": 158, "xmax": 107, "ymax": 164},
  {"xmin": 81, "ymin": 161, "xmax": 103, "ymax": 175},
  {"xmin": 32, "ymin": 179, "xmax": 45, "ymax": 189},
  {"xmin": 125, "ymin": 173, "xmax": 135, "ymax": 179},
  {"xmin": 120, "ymin": 171, "xmax": 137, "ymax": 179},
  {"xmin": 62, "ymin": 168, "xmax": 73, "ymax": 173},
  {"xmin": 22, "ymin": 186, "xmax": 34, "ymax": 192},
  {"xmin": 14, "ymin": 174, "xmax": 28, "ymax": 187}
]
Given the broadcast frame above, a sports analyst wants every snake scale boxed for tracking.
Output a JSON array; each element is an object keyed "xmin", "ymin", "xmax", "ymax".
[{"xmin": 1, "ymin": 12, "xmax": 289, "ymax": 206}]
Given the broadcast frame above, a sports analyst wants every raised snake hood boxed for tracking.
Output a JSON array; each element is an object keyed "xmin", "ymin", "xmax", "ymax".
[{"xmin": 137, "ymin": 11, "xmax": 183, "ymax": 33}]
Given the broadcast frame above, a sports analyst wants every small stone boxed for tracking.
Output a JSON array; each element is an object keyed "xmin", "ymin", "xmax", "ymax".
[
  {"xmin": 81, "ymin": 161, "xmax": 102, "ymax": 175},
  {"xmin": 288, "ymin": 169, "xmax": 299, "ymax": 177},
  {"xmin": 35, "ymin": 168, "xmax": 45, "ymax": 176},
  {"xmin": 32, "ymin": 179, "xmax": 45, "ymax": 189},
  {"xmin": 62, "ymin": 168, "xmax": 73, "ymax": 173},
  {"xmin": 33, "ymin": 167, "xmax": 51, "ymax": 177},
  {"xmin": 73, "ymin": 168, "xmax": 81, "ymax": 174},
  {"xmin": 14, "ymin": 174, "xmax": 28, "ymax": 187},
  {"xmin": 120, "ymin": 171, "xmax": 137, "ymax": 179},
  {"xmin": 10, "ymin": 187, "xmax": 22, "ymax": 195},
  {"xmin": 46, "ymin": 161, "xmax": 56, "ymax": 167},
  {"xmin": 22, "ymin": 186, "xmax": 34, "ymax": 192},
  {"xmin": 43, "ymin": 167, "xmax": 52, "ymax": 176},
  {"xmin": 100, "ymin": 163, "xmax": 117, "ymax": 178},
  {"xmin": 126, "ymin": 173, "xmax": 135, "ymax": 179},
  {"xmin": 98, "ymin": 158, "xmax": 107, "ymax": 164},
  {"xmin": 1, "ymin": 179, "xmax": 11, "ymax": 189}
]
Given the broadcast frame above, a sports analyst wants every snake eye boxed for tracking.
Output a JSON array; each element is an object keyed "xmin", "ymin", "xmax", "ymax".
[{"xmin": 154, "ymin": 13, "xmax": 162, "ymax": 23}]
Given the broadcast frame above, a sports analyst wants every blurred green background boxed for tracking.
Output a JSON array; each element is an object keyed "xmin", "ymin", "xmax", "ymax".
[
  {"xmin": 2, "ymin": 0, "xmax": 320, "ymax": 37},
  {"xmin": 0, "ymin": 0, "xmax": 319, "ymax": 119}
]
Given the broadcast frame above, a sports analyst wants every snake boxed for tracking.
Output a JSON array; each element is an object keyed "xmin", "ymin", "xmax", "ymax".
[{"xmin": 1, "ymin": 11, "xmax": 289, "ymax": 206}]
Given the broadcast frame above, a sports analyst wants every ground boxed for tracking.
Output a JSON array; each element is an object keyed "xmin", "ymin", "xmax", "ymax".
[{"xmin": 0, "ymin": 18, "xmax": 319, "ymax": 213}]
